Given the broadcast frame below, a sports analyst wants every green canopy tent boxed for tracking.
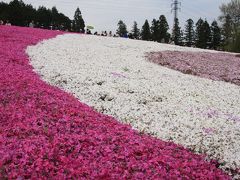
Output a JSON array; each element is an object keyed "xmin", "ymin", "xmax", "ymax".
[{"xmin": 87, "ymin": 25, "xmax": 94, "ymax": 30}]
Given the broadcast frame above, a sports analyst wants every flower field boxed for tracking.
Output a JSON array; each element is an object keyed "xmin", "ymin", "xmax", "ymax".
[
  {"xmin": 28, "ymin": 34, "xmax": 240, "ymax": 177},
  {"xmin": 0, "ymin": 25, "xmax": 238, "ymax": 178}
]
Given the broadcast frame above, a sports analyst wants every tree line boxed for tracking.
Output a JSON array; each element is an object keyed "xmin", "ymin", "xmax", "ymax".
[
  {"xmin": 1, "ymin": 0, "xmax": 239, "ymax": 52},
  {"xmin": 116, "ymin": 17, "xmax": 221, "ymax": 50},
  {"xmin": 116, "ymin": 0, "xmax": 240, "ymax": 53},
  {"xmin": 0, "ymin": 0, "xmax": 85, "ymax": 32}
]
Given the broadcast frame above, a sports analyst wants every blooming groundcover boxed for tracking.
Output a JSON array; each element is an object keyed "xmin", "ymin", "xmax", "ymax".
[
  {"xmin": 27, "ymin": 34, "xmax": 240, "ymax": 177},
  {"xmin": 147, "ymin": 51, "xmax": 240, "ymax": 86},
  {"xmin": 0, "ymin": 26, "xmax": 231, "ymax": 178}
]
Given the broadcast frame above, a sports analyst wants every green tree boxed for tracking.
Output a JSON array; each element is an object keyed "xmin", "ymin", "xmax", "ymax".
[
  {"xmin": 141, "ymin": 20, "xmax": 151, "ymax": 41},
  {"xmin": 203, "ymin": 20, "xmax": 212, "ymax": 48},
  {"xmin": 165, "ymin": 32, "xmax": 171, "ymax": 43},
  {"xmin": 230, "ymin": 31, "xmax": 240, "ymax": 52},
  {"xmin": 159, "ymin": 15, "xmax": 169, "ymax": 43},
  {"xmin": 219, "ymin": 0, "xmax": 240, "ymax": 52},
  {"xmin": 172, "ymin": 18, "xmax": 182, "ymax": 45},
  {"xmin": 36, "ymin": 6, "xmax": 52, "ymax": 28},
  {"xmin": 24, "ymin": 4, "xmax": 36, "ymax": 25},
  {"xmin": 131, "ymin": 21, "xmax": 140, "ymax": 39},
  {"xmin": 222, "ymin": 14, "xmax": 233, "ymax": 49},
  {"xmin": 51, "ymin": 7, "xmax": 59, "ymax": 29},
  {"xmin": 0, "ymin": 0, "xmax": 72, "ymax": 30},
  {"xmin": 195, "ymin": 18, "xmax": 204, "ymax": 48},
  {"xmin": 151, "ymin": 19, "xmax": 160, "ymax": 41},
  {"xmin": 116, "ymin": 20, "xmax": 128, "ymax": 37},
  {"xmin": 73, "ymin": 7, "xmax": 85, "ymax": 32},
  {"xmin": 219, "ymin": 0, "xmax": 240, "ymax": 29},
  {"xmin": 195, "ymin": 18, "xmax": 211, "ymax": 49},
  {"xmin": 0, "ymin": 2, "xmax": 9, "ymax": 21},
  {"xmin": 184, "ymin": 19, "xmax": 195, "ymax": 47},
  {"xmin": 58, "ymin": 13, "xmax": 72, "ymax": 31},
  {"xmin": 8, "ymin": 0, "xmax": 26, "ymax": 26},
  {"xmin": 210, "ymin": 20, "xmax": 221, "ymax": 50}
]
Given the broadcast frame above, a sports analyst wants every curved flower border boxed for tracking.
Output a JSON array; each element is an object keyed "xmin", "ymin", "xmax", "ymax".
[{"xmin": 0, "ymin": 26, "xmax": 231, "ymax": 179}]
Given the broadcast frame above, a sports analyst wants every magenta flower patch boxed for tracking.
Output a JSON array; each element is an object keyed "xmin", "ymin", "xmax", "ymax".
[{"xmin": 0, "ymin": 26, "xmax": 231, "ymax": 179}]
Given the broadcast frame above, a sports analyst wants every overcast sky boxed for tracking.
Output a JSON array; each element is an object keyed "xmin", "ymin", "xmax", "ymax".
[{"xmin": 2, "ymin": 0, "xmax": 231, "ymax": 32}]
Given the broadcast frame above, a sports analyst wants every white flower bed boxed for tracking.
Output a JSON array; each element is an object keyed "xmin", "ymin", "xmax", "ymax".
[{"xmin": 27, "ymin": 34, "xmax": 240, "ymax": 172}]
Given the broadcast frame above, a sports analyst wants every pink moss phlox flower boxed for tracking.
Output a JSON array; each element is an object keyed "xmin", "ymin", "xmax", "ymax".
[
  {"xmin": 202, "ymin": 127, "xmax": 216, "ymax": 135},
  {"xmin": 111, "ymin": 72, "xmax": 127, "ymax": 78},
  {"xmin": 225, "ymin": 113, "xmax": 240, "ymax": 122},
  {"xmin": 147, "ymin": 51, "xmax": 240, "ymax": 86}
]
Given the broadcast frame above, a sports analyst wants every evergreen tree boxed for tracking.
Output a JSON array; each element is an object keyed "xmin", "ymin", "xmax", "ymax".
[
  {"xmin": 172, "ymin": 18, "xmax": 182, "ymax": 45},
  {"xmin": 151, "ymin": 19, "xmax": 160, "ymax": 41},
  {"xmin": 8, "ymin": 0, "xmax": 26, "ymax": 26},
  {"xmin": 131, "ymin": 21, "xmax": 140, "ymax": 39},
  {"xmin": 141, "ymin": 20, "xmax": 151, "ymax": 41},
  {"xmin": 195, "ymin": 18, "xmax": 204, "ymax": 48},
  {"xmin": 203, "ymin": 20, "xmax": 211, "ymax": 48},
  {"xmin": 24, "ymin": 4, "xmax": 36, "ymax": 25},
  {"xmin": 51, "ymin": 6, "xmax": 59, "ymax": 29},
  {"xmin": 116, "ymin": 20, "xmax": 128, "ymax": 37},
  {"xmin": 196, "ymin": 19, "xmax": 212, "ymax": 49},
  {"xmin": 210, "ymin": 20, "xmax": 221, "ymax": 50},
  {"xmin": 195, "ymin": 18, "xmax": 212, "ymax": 49},
  {"xmin": 184, "ymin": 19, "xmax": 195, "ymax": 47},
  {"xmin": 0, "ymin": 2, "xmax": 9, "ymax": 21},
  {"xmin": 57, "ymin": 13, "xmax": 71, "ymax": 31},
  {"xmin": 159, "ymin": 15, "xmax": 169, "ymax": 43},
  {"xmin": 73, "ymin": 7, "xmax": 85, "ymax": 33},
  {"xmin": 165, "ymin": 32, "xmax": 171, "ymax": 43},
  {"xmin": 36, "ymin": 6, "xmax": 52, "ymax": 28},
  {"xmin": 179, "ymin": 30, "xmax": 184, "ymax": 45}
]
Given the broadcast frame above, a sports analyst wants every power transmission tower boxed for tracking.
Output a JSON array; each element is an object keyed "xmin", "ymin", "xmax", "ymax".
[
  {"xmin": 171, "ymin": 0, "xmax": 181, "ymax": 43},
  {"xmin": 171, "ymin": 0, "xmax": 181, "ymax": 24}
]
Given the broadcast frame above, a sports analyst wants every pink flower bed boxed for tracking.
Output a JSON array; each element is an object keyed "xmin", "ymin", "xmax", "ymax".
[
  {"xmin": 0, "ymin": 26, "xmax": 230, "ymax": 179},
  {"xmin": 147, "ymin": 51, "xmax": 240, "ymax": 86}
]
